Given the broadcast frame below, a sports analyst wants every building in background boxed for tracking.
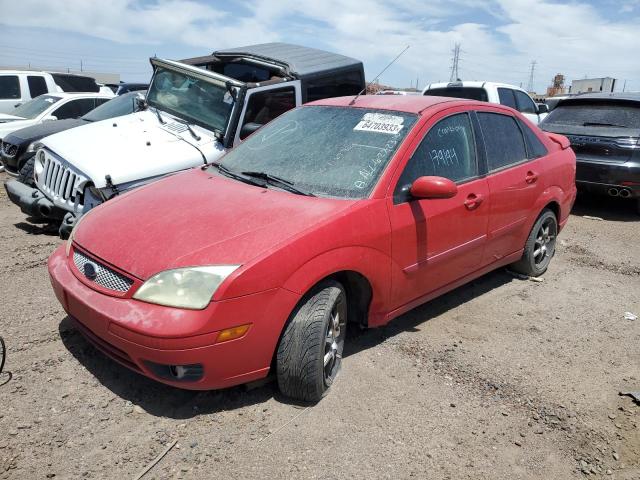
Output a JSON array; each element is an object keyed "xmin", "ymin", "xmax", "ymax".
[
  {"xmin": 546, "ymin": 74, "xmax": 567, "ymax": 97},
  {"xmin": 570, "ymin": 77, "xmax": 617, "ymax": 94}
]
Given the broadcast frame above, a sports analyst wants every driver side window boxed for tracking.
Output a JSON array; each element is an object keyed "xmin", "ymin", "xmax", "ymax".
[{"xmin": 394, "ymin": 113, "xmax": 478, "ymax": 204}]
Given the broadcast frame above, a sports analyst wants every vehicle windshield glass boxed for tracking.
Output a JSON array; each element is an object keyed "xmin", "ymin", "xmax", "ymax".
[
  {"xmin": 217, "ymin": 106, "xmax": 418, "ymax": 199},
  {"xmin": 425, "ymin": 87, "xmax": 489, "ymax": 102},
  {"xmin": 12, "ymin": 95, "xmax": 61, "ymax": 119},
  {"xmin": 543, "ymin": 102, "xmax": 640, "ymax": 129},
  {"xmin": 146, "ymin": 66, "xmax": 233, "ymax": 133},
  {"xmin": 83, "ymin": 92, "xmax": 138, "ymax": 122}
]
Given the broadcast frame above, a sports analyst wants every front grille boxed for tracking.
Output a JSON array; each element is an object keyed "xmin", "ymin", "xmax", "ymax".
[
  {"xmin": 40, "ymin": 153, "xmax": 81, "ymax": 202},
  {"xmin": 1, "ymin": 141, "xmax": 17, "ymax": 158},
  {"xmin": 73, "ymin": 250, "xmax": 134, "ymax": 293}
]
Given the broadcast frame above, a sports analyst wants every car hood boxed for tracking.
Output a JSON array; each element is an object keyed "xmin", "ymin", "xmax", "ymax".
[
  {"xmin": 4, "ymin": 119, "xmax": 86, "ymax": 145},
  {"xmin": 0, "ymin": 113, "xmax": 25, "ymax": 122},
  {"xmin": 0, "ymin": 118, "xmax": 37, "ymax": 138},
  {"xmin": 74, "ymin": 168, "xmax": 357, "ymax": 280},
  {"xmin": 40, "ymin": 110, "xmax": 223, "ymax": 188}
]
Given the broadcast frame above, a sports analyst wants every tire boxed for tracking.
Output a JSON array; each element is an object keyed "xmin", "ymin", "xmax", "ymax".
[
  {"xmin": 510, "ymin": 209, "xmax": 558, "ymax": 277},
  {"xmin": 17, "ymin": 157, "xmax": 35, "ymax": 187},
  {"xmin": 276, "ymin": 280, "xmax": 347, "ymax": 403}
]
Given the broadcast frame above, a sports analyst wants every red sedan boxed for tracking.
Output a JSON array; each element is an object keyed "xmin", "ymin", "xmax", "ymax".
[{"xmin": 48, "ymin": 95, "xmax": 576, "ymax": 402}]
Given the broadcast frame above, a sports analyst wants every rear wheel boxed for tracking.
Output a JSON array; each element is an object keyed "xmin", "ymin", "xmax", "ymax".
[
  {"xmin": 276, "ymin": 280, "xmax": 347, "ymax": 403},
  {"xmin": 510, "ymin": 209, "xmax": 558, "ymax": 277},
  {"xmin": 17, "ymin": 157, "xmax": 35, "ymax": 187}
]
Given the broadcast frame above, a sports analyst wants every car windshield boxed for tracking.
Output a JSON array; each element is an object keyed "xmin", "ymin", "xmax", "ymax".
[
  {"xmin": 83, "ymin": 92, "xmax": 139, "ymax": 122},
  {"xmin": 217, "ymin": 106, "xmax": 418, "ymax": 199},
  {"xmin": 543, "ymin": 101, "xmax": 640, "ymax": 129},
  {"xmin": 146, "ymin": 66, "xmax": 233, "ymax": 134},
  {"xmin": 12, "ymin": 95, "xmax": 62, "ymax": 119}
]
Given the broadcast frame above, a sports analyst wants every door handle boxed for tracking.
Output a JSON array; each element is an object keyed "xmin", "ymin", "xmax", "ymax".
[
  {"xmin": 464, "ymin": 193, "xmax": 484, "ymax": 210},
  {"xmin": 525, "ymin": 171, "xmax": 539, "ymax": 184}
]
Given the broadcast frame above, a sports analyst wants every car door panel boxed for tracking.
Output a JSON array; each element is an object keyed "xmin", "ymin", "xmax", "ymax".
[{"xmin": 387, "ymin": 110, "xmax": 490, "ymax": 310}]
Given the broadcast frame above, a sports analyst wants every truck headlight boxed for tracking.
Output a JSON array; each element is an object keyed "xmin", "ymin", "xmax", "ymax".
[
  {"xmin": 26, "ymin": 142, "xmax": 40, "ymax": 153},
  {"xmin": 133, "ymin": 266, "xmax": 240, "ymax": 309}
]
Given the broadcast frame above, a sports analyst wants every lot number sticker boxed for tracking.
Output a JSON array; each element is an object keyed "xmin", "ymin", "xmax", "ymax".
[{"xmin": 354, "ymin": 113, "xmax": 404, "ymax": 135}]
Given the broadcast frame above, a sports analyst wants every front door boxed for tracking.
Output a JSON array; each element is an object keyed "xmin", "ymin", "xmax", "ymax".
[{"xmin": 388, "ymin": 111, "xmax": 490, "ymax": 310}]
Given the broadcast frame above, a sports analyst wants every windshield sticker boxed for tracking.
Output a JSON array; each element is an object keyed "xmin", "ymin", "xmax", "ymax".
[
  {"xmin": 354, "ymin": 113, "xmax": 404, "ymax": 135},
  {"xmin": 45, "ymin": 98, "xmax": 55, "ymax": 103}
]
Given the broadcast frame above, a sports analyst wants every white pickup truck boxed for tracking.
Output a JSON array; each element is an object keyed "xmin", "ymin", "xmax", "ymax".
[
  {"xmin": 9, "ymin": 43, "xmax": 365, "ymax": 237},
  {"xmin": 423, "ymin": 81, "xmax": 548, "ymax": 125},
  {"xmin": 0, "ymin": 71, "xmax": 111, "ymax": 114}
]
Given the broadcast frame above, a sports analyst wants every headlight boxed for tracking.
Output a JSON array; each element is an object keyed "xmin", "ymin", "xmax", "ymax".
[
  {"xmin": 133, "ymin": 266, "xmax": 240, "ymax": 309},
  {"xmin": 26, "ymin": 142, "xmax": 40, "ymax": 153},
  {"xmin": 34, "ymin": 149, "xmax": 46, "ymax": 178}
]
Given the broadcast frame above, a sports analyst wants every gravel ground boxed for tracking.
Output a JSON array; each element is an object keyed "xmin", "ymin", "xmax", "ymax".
[{"xmin": 0, "ymin": 170, "xmax": 638, "ymax": 479}]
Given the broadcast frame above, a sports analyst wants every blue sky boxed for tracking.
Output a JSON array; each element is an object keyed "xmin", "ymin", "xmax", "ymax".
[{"xmin": 1, "ymin": 0, "xmax": 639, "ymax": 93}]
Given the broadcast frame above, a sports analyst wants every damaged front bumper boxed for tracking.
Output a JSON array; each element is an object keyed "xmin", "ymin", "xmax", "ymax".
[{"xmin": 4, "ymin": 179, "xmax": 67, "ymax": 220}]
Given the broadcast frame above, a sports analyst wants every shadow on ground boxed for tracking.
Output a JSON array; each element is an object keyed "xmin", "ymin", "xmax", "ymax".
[
  {"xmin": 571, "ymin": 192, "xmax": 638, "ymax": 222},
  {"xmin": 14, "ymin": 219, "xmax": 59, "ymax": 236},
  {"xmin": 59, "ymin": 268, "xmax": 515, "ymax": 418}
]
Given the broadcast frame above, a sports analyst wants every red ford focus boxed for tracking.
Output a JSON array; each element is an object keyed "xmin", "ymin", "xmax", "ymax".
[{"xmin": 48, "ymin": 95, "xmax": 576, "ymax": 402}]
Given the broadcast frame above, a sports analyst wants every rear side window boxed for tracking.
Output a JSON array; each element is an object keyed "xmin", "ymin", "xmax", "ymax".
[
  {"xmin": 394, "ymin": 113, "xmax": 477, "ymax": 203},
  {"xmin": 518, "ymin": 119, "xmax": 548, "ymax": 158},
  {"xmin": 497, "ymin": 88, "xmax": 517, "ymax": 109},
  {"xmin": 305, "ymin": 71, "xmax": 364, "ymax": 102},
  {"xmin": 242, "ymin": 87, "xmax": 296, "ymax": 127},
  {"xmin": 425, "ymin": 87, "xmax": 488, "ymax": 102},
  {"xmin": 51, "ymin": 73, "xmax": 99, "ymax": 93},
  {"xmin": 478, "ymin": 112, "xmax": 527, "ymax": 171},
  {"xmin": 514, "ymin": 90, "xmax": 536, "ymax": 114},
  {"xmin": 0, "ymin": 76, "xmax": 21, "ymax": 99},
  {"xmin": 53, "ymin": 98, "xmax": 96, "ymax": 119},
  {"xmin": 27, "ymin": 76, "xmax": 48, "ymax": 98}
]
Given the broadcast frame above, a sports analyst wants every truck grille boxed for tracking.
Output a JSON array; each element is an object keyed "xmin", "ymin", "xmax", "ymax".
[
  {"xmin": 39, "ymin": 152, "xmax": 82, "ymax": 202},
  {"xmin": 1, "ymin": 141, "xmax": 17, "ymax": 158},
  {"xmin": 73, "ymin": 250, "xmax": 134, "ymax": 293}
]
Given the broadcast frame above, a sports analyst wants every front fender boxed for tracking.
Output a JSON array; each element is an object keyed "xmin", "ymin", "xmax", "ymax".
[{"xmin": 282, "ymin": 246, "xmax": 392, "ymax": 327}]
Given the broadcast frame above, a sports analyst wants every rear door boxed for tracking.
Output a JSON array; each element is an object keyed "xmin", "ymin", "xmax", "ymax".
[
  {"xmin": 388, "ymin": 109, "xmax": 490, "ymax": 309},
  {"xmin": 476, "ymin": 109, "xmax": 546, "ymax": 263}
]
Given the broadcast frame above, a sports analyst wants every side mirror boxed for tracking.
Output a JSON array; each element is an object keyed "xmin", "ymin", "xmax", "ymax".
[
  {"xmin": 42, "ymin": 115, "xmax": 58, "ymax": 122},
  {"xmin": 410, "ymin": 176, "xmax": 458, "ymax": 200},
  {"xmin": 537, "ymin": 103, "xmax": 549, "ymax": 114},
  {"xmin": 239, "ymin": 122, "xmax": 263, "ymax": 140},
  {"xmin": 136, "ymin": 97, "xmax": 147, "ymax": 111}
]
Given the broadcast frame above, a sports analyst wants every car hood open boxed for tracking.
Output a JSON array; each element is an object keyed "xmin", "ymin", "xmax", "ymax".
[
  {"xmin": 40, "ymin": 110, "xmax": 223, "ymax": 188},
  {"xmin": 74, "ymin": 168, "xmax": 356, "ymax": 280}
]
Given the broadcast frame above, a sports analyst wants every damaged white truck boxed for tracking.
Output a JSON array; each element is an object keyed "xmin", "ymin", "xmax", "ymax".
[{"xmin": 5, "ymin": 43, "xmax": 364, "ymax": 237}]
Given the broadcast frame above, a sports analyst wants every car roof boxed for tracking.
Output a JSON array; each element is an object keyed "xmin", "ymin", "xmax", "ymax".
[
  {"xmin": 307, "ymin": 95, "xmax": 475, "ymax": 114},
  {"xmin": 559, "ymin": 92, "xmax": 640, "ymax": 103},
  {"xmin": 426, "ymin": 80, "xmax": 527, "ymax": 91},
  {"xmin": 186, "ymin": 43, "xmax": 363, "ymax": 80}
]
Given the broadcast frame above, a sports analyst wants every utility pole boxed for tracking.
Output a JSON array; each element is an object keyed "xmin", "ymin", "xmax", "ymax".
[
  {"xmin": 449, "ymin": 43, "xmax": 461, "ymax": 82},
  {"xmin": 80, "ymin": 59, "xmax": 83, "ymax": 72},
  {"xmin": 527, "ymin": 60, "xmax": 536, "ymax": 92},
  {"xmin": 623, "ymin": 80, "xmax": 627, "ymax": 92}
]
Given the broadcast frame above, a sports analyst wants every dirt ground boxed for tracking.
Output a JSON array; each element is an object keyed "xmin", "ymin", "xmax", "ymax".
[{"xmin": 0, "ymin": 170, "xmax": 638, "ymax": 479}]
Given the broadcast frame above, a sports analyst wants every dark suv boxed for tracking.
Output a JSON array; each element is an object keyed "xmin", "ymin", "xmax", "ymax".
[{"xmin": 540, "ymin": 93, "xmax": 640, "ymax": 213}]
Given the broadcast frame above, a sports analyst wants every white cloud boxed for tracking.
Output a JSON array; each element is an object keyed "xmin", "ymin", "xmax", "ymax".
[{"xmin": 1, "ymin": 0, "xmax": 639, "ymax": 91}]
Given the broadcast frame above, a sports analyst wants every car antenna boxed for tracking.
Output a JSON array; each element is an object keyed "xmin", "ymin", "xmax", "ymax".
[{"xmin": 349, "ymin": 45, "xmax": 410, "ymax": 106}]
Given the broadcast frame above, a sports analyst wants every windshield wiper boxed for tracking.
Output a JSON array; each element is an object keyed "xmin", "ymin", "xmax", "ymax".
[
  {"xmin": 241, "ymin": 171, "xmax": 315, "ymax": 196},
  {"xmin": 153, "ymin": 107, "xmax": 166, "ymax": 125},
  {"xmin": 209, "ymin": 163, "xmax": 264, "ymax": 187},
  {"xmin": 583, "ymin": 121, "xmax": 628, "ymax": 128}
]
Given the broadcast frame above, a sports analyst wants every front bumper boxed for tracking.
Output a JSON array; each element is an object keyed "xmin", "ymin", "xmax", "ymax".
[
  {"xmin": 576, "ymin": 158, "xmax": 640, "ymax": 198},
  {"xmin": 4, "ymin": 179, "xmax": 66, "ymax": 220},
  {"xmin": 48, "ymin": 245, "xmax": 301, "ymax": 390}
]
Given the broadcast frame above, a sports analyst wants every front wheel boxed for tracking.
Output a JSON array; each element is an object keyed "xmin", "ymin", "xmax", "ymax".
[
  {"xmin": 510, "ymin": 209, "xmax": 558, "ymax": 277},
  {"xmin": 276, "ymin": 280, "xmax": 347, "ymax": 403},
  {"xmin": 17, "ymin": 157, "xmax": 35, "ymax": 187}
]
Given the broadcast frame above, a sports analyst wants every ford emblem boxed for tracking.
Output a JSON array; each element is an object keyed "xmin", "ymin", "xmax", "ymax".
[{"xmin": 83, "ymin": 262, "xmax": 98, "ymax": 280}]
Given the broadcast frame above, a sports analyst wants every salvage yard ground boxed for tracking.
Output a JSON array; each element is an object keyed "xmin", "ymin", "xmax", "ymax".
[{"xmin": 0, "ymin": 170, "xmax": 638, "ymax": 479}]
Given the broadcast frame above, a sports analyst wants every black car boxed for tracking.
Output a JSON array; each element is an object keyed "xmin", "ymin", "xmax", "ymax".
[
  {"xmin": 540, "ymin": 93, "xmax": 640, "ymax": 213},
  {"xmin": 1, "ymin": 92, "xmax": 142, "ymax": 184}
]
